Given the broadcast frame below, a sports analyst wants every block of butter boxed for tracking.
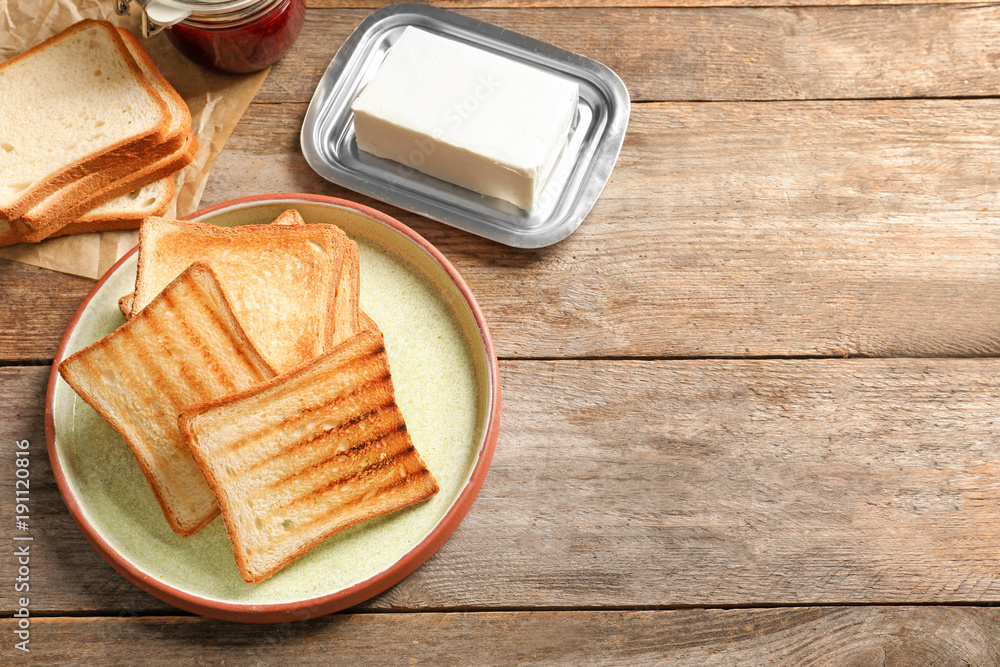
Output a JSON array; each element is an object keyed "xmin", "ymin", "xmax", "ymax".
[{"xmin": 351, "ymin": 27, "xmax": 579, "ymax": 211}]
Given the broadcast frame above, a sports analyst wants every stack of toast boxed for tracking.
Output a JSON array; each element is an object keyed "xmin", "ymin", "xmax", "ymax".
[
  {"xmin": 0, "ymin": 20, "xmax": 196, "ymax": 247},
  {"xmin": 59, "ymin": 211, "xmax": 439, "ymax": 583}
]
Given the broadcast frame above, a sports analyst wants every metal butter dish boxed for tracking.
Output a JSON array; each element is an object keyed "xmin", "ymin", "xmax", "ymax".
[{"xmin": 301, "ymin": 3, "xmax": 630, "ymax": 248}]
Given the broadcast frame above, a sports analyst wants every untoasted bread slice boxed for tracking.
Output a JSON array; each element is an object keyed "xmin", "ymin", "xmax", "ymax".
[
  {"xmin": 330, "ymin": 239, "xmax": 361, "ymax": 347},
  {"xmin": 131, "ymin": 217, "xmax": 347, "ymax": 372},
  {"xmin": 0, "ymin": 174, "xmax": 171, "ymax": 247},
  {"xmin": 76, "ymin": 174, "xmax": 174, "ymax": 226},
  {"xmin": 59, "ymin": 263, "xmax": 276, "ymax": 536},
  {"xmin": 0, "ymin": 20, "xmax": 171, "ymax": 221},
  {"xmin": 11, "ymin": 133, "xmax": 196, "ymax": 242},
  {"xmin": 14, "ymin": 28, "xmax": 192, "ymax": 236},
  {"xmin": 179, "ymin": 330, "xmax": 439, "ymax": 583}
]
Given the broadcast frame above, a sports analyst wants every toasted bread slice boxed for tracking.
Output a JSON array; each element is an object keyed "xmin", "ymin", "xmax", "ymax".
[
  {"xmin": 330, "ymin": 239, "xmax": 361, "ymax": 347},
  {"xmin": 59, "ymin": 263, "xmax": 276, "ymax": 536},
  {"xmin": 271, "ymin": 209, "xmax": 305, "ymax": 226},
  {"xmin": 179, "ymin": 330, "xmax": 439, "ymax": 583},
  {"xmin": 118, "ymin": 293, "xmax": 134, "ymax": 318},
  {"xmin": 115, "ymin": 210, "xmax": 306, "ymax": 319},
  {"xmin": 359, "ymin": 310, "xmax": 380, "ymax": 334},
  {"xmin": 267, "ymin": 207, "xmax": 361, "ymax": 346},
  {"xmin": 0, "ymin": 20, "xmax": 171, "ymax": 221},
  {"xmin": 131, "ymin": 217, "xmax": 347, "ymax": 372}
]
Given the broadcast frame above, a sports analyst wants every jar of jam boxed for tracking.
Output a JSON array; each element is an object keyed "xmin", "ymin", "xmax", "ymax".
[{"xmin": 114, "ymin": 0, "xmax": 305, "ymax": 74}]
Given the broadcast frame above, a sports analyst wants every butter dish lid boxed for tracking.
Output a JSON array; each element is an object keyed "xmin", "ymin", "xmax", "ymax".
[{"xmin": 301, "ymin": 2, "xmax": 630, "ymax": 248}]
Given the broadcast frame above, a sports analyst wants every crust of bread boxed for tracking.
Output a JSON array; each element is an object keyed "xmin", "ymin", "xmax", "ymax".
[
  {"xmin": 116, "ymin": 28, "xmax": 192, "ymax": 138},
  {"xmin": 330, "ymin": 239, "xmax": 361, "ymax": 347},
  {"xmin": 271, "ymin": 209, "xmax": 306, "ymax": 226},
  {"xmin": 178, "ymin": 330, "xmax": 439, "ymax": 583},
  {"xmin": 359, "ymin": 310, "xmax": 380, "ymax": 334},
  {"xmin": 58, "ymin": 263, "xmax": 276, "ymax": 536},
  {"xmin": 15, "ymin": 131, "xmax": 196, "ymax": 241},
  {"xmin": 0, "ymin": 20, "xmax": 172, "ymax": 222},
  {"xmin": 0, "ymin": 221, "xmax": 22, "ymax": 248},
  {"xmin": 118, "ymin": 293, "xmax": 134, "ymax": 319}
]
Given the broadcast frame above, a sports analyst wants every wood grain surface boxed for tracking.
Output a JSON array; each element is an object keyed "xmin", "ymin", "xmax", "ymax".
[
  {"xmin": 205, "ymin": 98, "xmax": 1000, "ymax": 359},
  {"xmin": 271, "ymin": 5, "xmax": 1000, "ymax": 103},
  {"xmin": 3, "ymin": 606, "xmax": 999, "ymax": 665},
  {"xmin": 7, "ymin": 357, "xmax": 1000, "ymax": 613}
]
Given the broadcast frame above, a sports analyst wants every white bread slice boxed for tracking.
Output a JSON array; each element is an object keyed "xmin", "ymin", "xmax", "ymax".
[
  {"xmin": 8, "ymin": 134, "xmax": 195, "ymax": 243},
  {"xmin": 179, "ymin": 330, "xmax": 439, "ymax": 583},
  {"xmin": 131, "ymin": 217, "xmax": 347, "ymax": 372},
  {"xmin": 58, "ymin": 263, "xmax": 276, "ymax": 536},
  {"xmin": 0, "ymin": 20, "xmax": 171, "ymax": 221},
  {"xmin": 12, "ymin": 29, "xmax": 193, "ymax": 237},
  {"xmin": 13, "ymin": 129, "xmax": 195, "ymax": 239},
  {"xmin": 0, "ymin": 176, "xmax": 173, "ymax": 248},
  {"xmin": 77, "ymin": 175, "xmax": 174, "ymax": 226}
]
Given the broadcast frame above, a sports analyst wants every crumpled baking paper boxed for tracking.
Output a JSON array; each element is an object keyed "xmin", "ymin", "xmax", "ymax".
[{"xmin": 0, "ymin": 0, "xmax": 269, "ymax": 279}]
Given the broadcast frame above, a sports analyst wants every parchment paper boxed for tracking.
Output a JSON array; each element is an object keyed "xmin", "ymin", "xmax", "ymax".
[{"xmin": 0, "ymin": 0, "xmax": 270, "ymax": 278}]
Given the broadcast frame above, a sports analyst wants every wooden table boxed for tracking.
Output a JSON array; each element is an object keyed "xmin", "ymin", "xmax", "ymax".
[{"xmin": 4, "ymin": 0, "xmax": 1000, "ymax": 662}]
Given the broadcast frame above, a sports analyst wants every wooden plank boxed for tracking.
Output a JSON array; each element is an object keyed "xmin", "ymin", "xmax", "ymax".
[
  {"xmin": 205, "ymin": 98, "xmax": 1000, "ymax": 359},
  {"xmin": 268, "ymin": 5, "xmax": 1000, "ymax": 103},
  {"xmin": 7, "ymin": 359, "xmax": 1000, "ymax": 613},
  {"xmin": 0, "ymin": 260, "xmax": 94, "ymax": 364},
  {"xmin": 3, "ymin": 607, "xmax": 1000, "ymax": 664},
  {"xmin": 308, "ymin": 0, "xmax": 984, "ymax": 10},
  {"xmin": 3, "ymin": 100, "xmax": 1000, "ymax": 361}
]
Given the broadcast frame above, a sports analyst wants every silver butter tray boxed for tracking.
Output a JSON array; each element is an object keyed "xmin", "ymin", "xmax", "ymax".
[{"xmin": 300, "ymin": 2, "xmax": 630, "ymax": 248}]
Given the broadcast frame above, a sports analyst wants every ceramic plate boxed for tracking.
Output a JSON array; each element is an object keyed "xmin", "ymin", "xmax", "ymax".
[{"xmin": 46, "ymin": 194, "xmax": 500, "ymax": 623}]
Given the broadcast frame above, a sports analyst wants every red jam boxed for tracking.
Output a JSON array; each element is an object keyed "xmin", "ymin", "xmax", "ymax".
[{"xmin": 167, "ymin": 0, "xmax": 305, "ymax": 74}]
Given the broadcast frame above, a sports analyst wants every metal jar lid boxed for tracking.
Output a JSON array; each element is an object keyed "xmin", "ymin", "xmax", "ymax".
[{"xmin": 115, "ymin": 0, "xmax": 282, "ymax": 37}]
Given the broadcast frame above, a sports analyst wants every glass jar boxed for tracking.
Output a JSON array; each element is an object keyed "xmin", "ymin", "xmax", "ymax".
[{"xmin": 115, "ymin": 0, "xmax": 305, "ymax": 74}]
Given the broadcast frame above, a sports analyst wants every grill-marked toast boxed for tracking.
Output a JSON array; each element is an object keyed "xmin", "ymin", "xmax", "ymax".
[
  {"xmin": 59, "ymin": 263, "xmax": 276, "ymax": 536},
  {"xmin": 179, "ymin": 329, "xmax": 438, "ymax": 583}
]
